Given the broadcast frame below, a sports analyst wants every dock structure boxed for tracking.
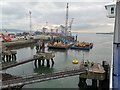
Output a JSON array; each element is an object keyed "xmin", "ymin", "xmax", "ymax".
[
  {"xmin": 2, "ymin": 52, "xmax": 55, "ymax": 70},
  {"xmin": 79, "ymin": 63, "xmax": 105, "ymax": 80},
  {"xmin": 1, "ymin": 61, "xmax": 109, "ymax": 90},
  {"xmin": 2, "ymin": 39, "xmax": 36, "ymax": 47},
  {"xmin": 34, "ymin": 52, "xmax": 55, "ymax": 67},
  {"xmin": 2, "ymin": 50, "xmax": 17, "ymax": 63},
  {"xmin": 2, "ymin": 68, "xmax": 86, "ymax": 89},
  {"xmin": 78, "ymin": 61, "xmax": 109, "ymax": 88}
]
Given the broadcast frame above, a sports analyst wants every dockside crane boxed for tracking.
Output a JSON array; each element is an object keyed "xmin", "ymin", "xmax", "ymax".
[
  {"xmin": 69, "ymin": 18, "xmax": 74, "ymax": 31},
  {"xmin": 65, "ymin": 3, "xmax": 69, "ymax": 35},
  {"xmin": 69, "ymin": 18, "xmax": 74, "ymax": 35},
  {"xmin": 68, "ymin": 18, "xmax": 74, "ymax": 36}
]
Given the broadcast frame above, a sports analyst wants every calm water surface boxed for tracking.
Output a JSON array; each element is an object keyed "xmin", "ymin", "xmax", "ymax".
[{"xmin": 5, "ymin": 33, "xmax": 113, "ymax": 88}]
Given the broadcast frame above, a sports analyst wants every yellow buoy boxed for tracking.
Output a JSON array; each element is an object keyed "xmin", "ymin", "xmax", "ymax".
[{"xmin": 72, "ymin": 59, "xmax": 79, "ymax": 64}]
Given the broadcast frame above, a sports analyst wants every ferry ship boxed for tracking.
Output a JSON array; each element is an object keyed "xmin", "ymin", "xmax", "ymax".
[{"xmin": 105, "ymin": 0, "xmax": 120, "ymax": 89}]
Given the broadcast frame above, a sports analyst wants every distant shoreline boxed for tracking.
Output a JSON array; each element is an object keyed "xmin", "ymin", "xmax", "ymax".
[{"xmin": 96, "ymin": 32, "xmax": 114, "ymax": 35}]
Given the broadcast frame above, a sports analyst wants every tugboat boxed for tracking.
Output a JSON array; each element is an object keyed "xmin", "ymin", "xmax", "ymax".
[{"xmin": 70, "ymin": 41, "xmax": 93, "ymax": 50}]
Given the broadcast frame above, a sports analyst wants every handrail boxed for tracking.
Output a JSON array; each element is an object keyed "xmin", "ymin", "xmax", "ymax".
[{"xmin": 2, "ymin": 68, "xmax": 86, "ymax": 88}]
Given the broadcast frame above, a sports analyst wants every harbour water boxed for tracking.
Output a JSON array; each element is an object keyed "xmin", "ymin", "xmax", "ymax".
[{"xmin": 4, "ymin": 33, "xmax": 113, "ymax": 88}]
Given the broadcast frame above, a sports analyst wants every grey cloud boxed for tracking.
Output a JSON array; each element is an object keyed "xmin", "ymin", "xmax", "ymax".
[
  {"xmin": 28, "ymin": 2, "xmax": 39, "ymax": 6},
  {"xmin": 2, "ymin": 2, "xmax": 28, "ymax": 20},
  {"xmin": 1, "ymin": 2, "xmax": 114, "ymax": 32}
]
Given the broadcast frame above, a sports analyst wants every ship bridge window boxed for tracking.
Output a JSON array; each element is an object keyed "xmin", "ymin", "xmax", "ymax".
[{"xmin": 111, "ymin": 7, "xmax": 114, "ymax": 14}]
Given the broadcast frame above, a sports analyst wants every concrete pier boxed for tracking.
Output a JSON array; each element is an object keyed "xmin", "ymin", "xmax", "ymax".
[
  {"xmin": 78, "ymin": 61, "xmax": 110, "ymax": 89},
  {"xmin": 2, "ymin": 50, "xmax": 17, "ymax": 63},
  {"xmin": 2, "ymin": 52, "xmax": 55, "ymax": 70},
  {"xmin": 34, "ymin": 52, "xmax": 55, "ymax": 68}
]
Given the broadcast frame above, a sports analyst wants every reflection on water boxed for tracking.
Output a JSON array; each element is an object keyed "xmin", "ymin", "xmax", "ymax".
[
  {"xmin": 48, "ymin": 48, "xmax": 68, "ymax": 53},
  {"xmin": 34, "ymin": 66, "xmax": 54, "ymax": 74}
]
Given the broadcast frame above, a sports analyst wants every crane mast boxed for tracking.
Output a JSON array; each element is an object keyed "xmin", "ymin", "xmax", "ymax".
[
  {"xmin": 69, "ymin": 18, "xmax": 74, "ymax": 30},
  {"xmin": 29, "ymin": 11, "xmax": 32, "ymax": 35},
  {"xmin": 65, "ymin": 3, "xmax": 69, "ymax": 35}
]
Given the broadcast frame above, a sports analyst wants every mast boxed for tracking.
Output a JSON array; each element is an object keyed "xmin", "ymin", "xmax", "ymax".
[
  {"xmin": 65, "ymin": 3, "xmax": 69, "ymax": 35},
  {"xmin": 29, "ymin": 11, "xmax": 32, "ymax": 35}
]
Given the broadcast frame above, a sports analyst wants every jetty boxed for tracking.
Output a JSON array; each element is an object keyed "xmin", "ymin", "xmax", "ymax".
[{"xmin": 1, "ymin": 61, "xmax": 109, "ymax": 89}]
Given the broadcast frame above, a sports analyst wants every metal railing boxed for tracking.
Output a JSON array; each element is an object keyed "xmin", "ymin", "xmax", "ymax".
[{"xmin": 2, "ymin": 67, "xmax": 86, "ymax": 89}]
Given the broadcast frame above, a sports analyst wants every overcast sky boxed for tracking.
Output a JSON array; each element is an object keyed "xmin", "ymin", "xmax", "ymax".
[{"xmin": 1, "ymin": 0, "xmax": 115, "ymax": 33}]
